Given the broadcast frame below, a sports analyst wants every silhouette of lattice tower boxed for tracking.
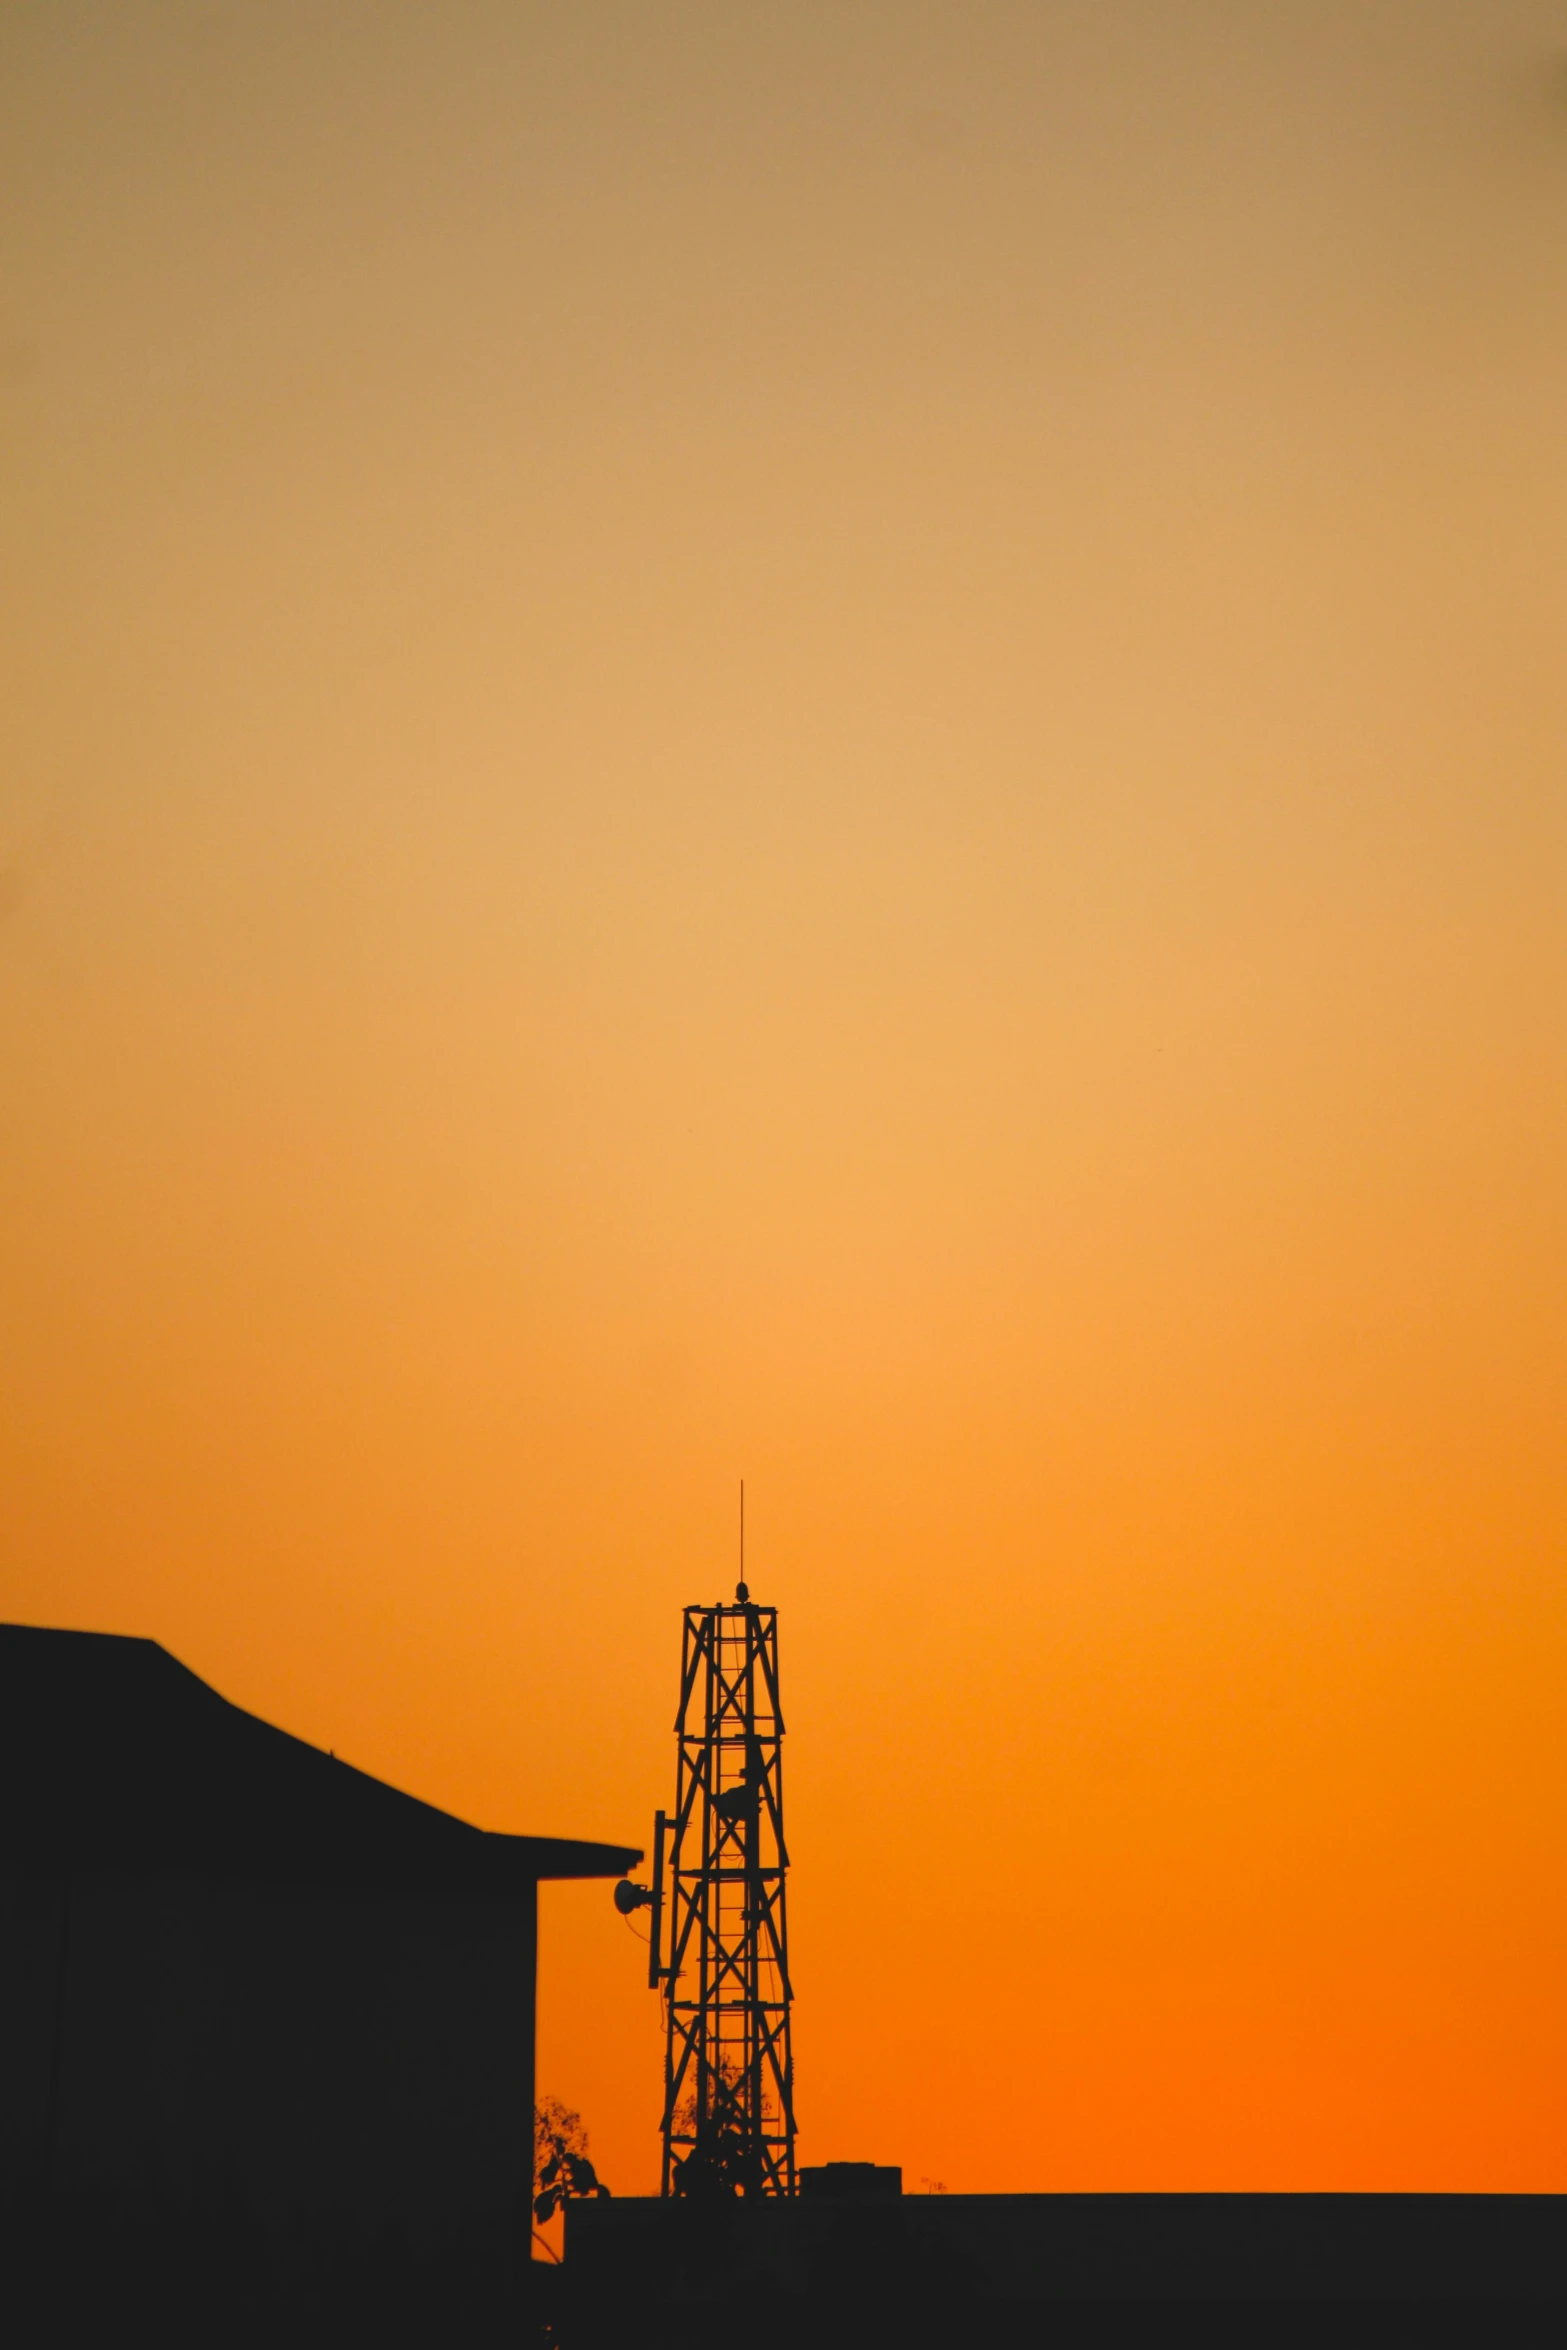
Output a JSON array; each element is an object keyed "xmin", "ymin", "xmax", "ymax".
[{"xmin": 650, "ymin": 1580, "xmax": 795, "ymax": 2197}]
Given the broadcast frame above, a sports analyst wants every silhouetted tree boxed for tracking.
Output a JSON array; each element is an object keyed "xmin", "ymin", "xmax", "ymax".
[
  {"xmin": 670, "ymin": 2054, "xmax": 771, "ymax": 2198},
  {"xmin": 533, "ymin": 2096, "xmax": 611, "ymax": 2230}
]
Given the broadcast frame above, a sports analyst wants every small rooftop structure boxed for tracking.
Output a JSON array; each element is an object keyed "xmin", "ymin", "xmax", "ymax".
[
  {"xmin": 800, "ymin": 2163, "xmax": 903, "ymax": 2202},
  {"xmin": 0, "ymin": 1623, "xmax": 638, "ymax": 2341}
]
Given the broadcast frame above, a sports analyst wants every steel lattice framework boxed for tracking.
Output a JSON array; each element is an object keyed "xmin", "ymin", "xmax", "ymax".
[{"xmin": 646, "ymin": 1584, "xmax": 795, "ymax": 2197}]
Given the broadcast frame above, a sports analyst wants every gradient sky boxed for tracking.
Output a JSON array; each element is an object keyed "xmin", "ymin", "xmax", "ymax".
[{"xmin": 4, "ymin": 1, "xmax": 1567, "ymax": 2195}]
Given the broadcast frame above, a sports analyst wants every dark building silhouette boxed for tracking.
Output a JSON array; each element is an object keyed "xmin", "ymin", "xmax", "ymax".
[
  {"xmin": 567, "ymin": 2185, "xmax": 1567, "ymax": 2333},
  {"xmin": 0, "ymin": 1624, "xmax": 638, "ymax": 2344}
]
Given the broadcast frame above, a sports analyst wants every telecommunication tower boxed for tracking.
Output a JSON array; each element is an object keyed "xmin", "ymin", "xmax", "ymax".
[{"xmin": 621, "ymin": 1496, "xmax": 796, "ymax": 2196}]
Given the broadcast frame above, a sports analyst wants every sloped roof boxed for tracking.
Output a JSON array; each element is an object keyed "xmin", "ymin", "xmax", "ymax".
[{"xmin": 0, "ymin": 1625, "xmax": 639, "ymax": 1898}]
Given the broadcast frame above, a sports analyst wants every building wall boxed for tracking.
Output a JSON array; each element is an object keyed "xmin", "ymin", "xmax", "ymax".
[
  {"xmin": 0, "ymin": 1868, "xmax": 535, "ymax": 2339},
  {"xmin": 567, "ymin": 2191, "xmax": 1567, "ymax": 2311}
]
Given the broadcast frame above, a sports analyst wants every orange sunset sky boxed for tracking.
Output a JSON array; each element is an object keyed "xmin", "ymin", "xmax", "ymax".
[{"xmin": 4, "ymin": 1, "xmax": 1567, "ymax": 2196}]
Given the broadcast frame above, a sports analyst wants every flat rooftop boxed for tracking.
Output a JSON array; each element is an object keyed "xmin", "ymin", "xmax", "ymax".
[{"xmin": 567, "ymin": 2190, "xmax": 1567, "ymax": 2305}]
